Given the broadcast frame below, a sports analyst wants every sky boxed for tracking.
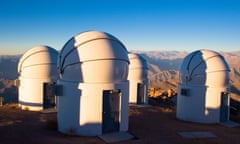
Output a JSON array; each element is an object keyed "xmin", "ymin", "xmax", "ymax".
[{"xmin": 0, "ymin": 0, "xmax": 240, "ymax": 55}]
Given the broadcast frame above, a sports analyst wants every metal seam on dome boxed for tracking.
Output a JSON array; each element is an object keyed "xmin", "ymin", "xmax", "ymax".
[
  {"xmin": 188, "ymin": 54, "xmax": 226, "ymax": 80},
  {"xmin": 80, "ymin": 58, "xmax": 129, "ymax": 63},
  {"xmin": 62, "ymin": 37, "xmax": 127, "ymax": 62},
  {"xmin": 186, "ymin": 51, "xmax": 200, "ymax": 82},
  {"xmin": 60, "ymin": 37, "xmax": 128, "ymax": 74},
  {"xmin": 20, "ymin": 63, "xmax": 57, "ymax": 72},
  {"xmin": 59, "ymin": 37, "xmax": 75, "ymax": 73},
  {"xmin": 61, "ymin": 58, "xmax": 129, "ymax": 74},
  {"xmin": 18, "ymin": 50, "xmax": 58, "ymax": 73}
]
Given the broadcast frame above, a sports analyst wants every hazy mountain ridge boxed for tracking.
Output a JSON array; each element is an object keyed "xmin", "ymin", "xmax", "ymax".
[
  {"xmin": 0, "ymin": 78, "xmax": 18, "ymax": 104},
  {"xmin": 0, "ymin": 55, "xmax": 21, "ymax": 79},
  {"xmin": 1, "ymin": 50, "xmax": 240, "ymax": 103},
  {"xmin": 0, "ymin": 55, "xmax": 20, "ymax": 104},
  {"xmin": 131, "ymin": 50, "xmax": 186, "ymax": 85},
  {"xmin": 132, "ymin": 51, "xmax": 186, "ymax": 73},
  {"xmin": 131, "ymin": 50, "xmax": 188, "ymax": 60},
  {"xmin": 133, "ymin": 50, "xmax": 240, "ymax": 88}
]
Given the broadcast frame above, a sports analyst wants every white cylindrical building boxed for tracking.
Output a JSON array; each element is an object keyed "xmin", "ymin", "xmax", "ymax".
[
  {"xmin": 176, "ymin": 49, "xmax": 230, "ymax": 123},
  {"xmin": 57, "ymin": 31, "xmax": 129, "ymax": 136},
  {"xmin": 128, "ymin": 53, "xmax": 148, "ymax": 104},
  {"xmin": 18, "ymin": 46, "xmax": 58, "ymax": 111}
]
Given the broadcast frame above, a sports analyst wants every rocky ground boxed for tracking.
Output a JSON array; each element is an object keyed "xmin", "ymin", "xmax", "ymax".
[{"xmin": 1, "ymin": 98, "xmax": 240, "ymax": 144}]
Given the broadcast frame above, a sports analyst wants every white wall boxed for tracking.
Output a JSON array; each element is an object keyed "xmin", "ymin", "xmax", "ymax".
[
  {"xmin": 177, "ymin": 84, "xmax": 229, "ymax": 123},
  {"xmin": 19, "ymin": 78, "xmax": 54, "ymax": 111},
  {"xmin": 57, "ymin": 81, "xmax": 129, "ymax": 136}
]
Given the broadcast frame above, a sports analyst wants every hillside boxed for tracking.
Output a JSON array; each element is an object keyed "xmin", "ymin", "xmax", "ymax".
[
  {"xmin": 1, "ymin": 50, "xmax": 240, "ymax": 103},
  {"xmin": 0, "ymin": 55, "xmax": 20, "ymax": 79},
  {"xmin": 132, "ymin": 50, "xmax": 240, "ymax": 100},
  {"xmin": 0, "ymin": 55, "xmax": 20, "ymax": 104}
]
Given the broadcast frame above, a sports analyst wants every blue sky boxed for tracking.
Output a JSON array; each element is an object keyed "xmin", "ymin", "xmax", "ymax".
[{"xmin": 0, "ymin": 0, "xmax": 239, "ymax": 54}]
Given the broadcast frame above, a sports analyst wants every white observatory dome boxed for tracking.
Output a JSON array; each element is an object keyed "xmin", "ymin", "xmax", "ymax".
[
  {"xmin": 18, "ymin": 45, "xmax": 59, "ymax": 79},
  {"xmin": 128, "ymin": 53, "xmax": 148, "ymax": 81},
  {"xmin": 57, "ymin": 31, "xmax": 130, "ymax": 136},
  {"xmin": 177, "ymin": 49, "xmax": 230, "ymax": 123},
  {"xmin": 18, "ymin": 45, "xmax": 58, "ymax": 111},
  {"xmin": 179, "ymin": 49, "xmax": 230, "ymax": 87},
  {"xmin": 58, "ymin": 31, "xmax": 129, "ymax": 83},
  {"xmin": 128, "ymin": 53, "xmax": 149, "ymax": 104}
]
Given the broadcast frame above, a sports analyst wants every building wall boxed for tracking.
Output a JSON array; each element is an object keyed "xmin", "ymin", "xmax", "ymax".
[
  {"xmin": 177, "ymin": 84, "xmax": 229, "ymax": 123},
  {"xmin": 128, "ymin": 66, "xmax": 148, "ymax": 104},
  {"xmin": 18, "ymin": 77, "xmax": 54, "ymax": 111},
  {"xmin": 129, "ymin": 79, "xmax": 148, "ymax": 104},
  {"xmin": 57, "ymin": 81, "xmax": 129, "ymax": 136}
]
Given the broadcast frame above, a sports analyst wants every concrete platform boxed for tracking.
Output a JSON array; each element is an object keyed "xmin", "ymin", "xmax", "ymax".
[
  {"xmin": 221, "ymin": 120, "xmax": 240, "ymax": 128},
  {"xmin": 99, "ymin": 132, "xmax": 135, "ymax": 143},
  {"xmin": 178, "ymin": 131, "xmax": 217, "ymax": 139}
]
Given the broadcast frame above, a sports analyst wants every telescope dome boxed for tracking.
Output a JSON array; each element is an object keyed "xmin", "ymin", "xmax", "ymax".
[{"xmin": 58, "ymin": 31, "xmax": 129, "ymax": 83}]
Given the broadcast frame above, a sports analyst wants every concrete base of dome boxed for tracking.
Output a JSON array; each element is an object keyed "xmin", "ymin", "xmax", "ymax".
[{"xmin": 57, "ymin": 80, "xmax": 129, "ymax": 136}]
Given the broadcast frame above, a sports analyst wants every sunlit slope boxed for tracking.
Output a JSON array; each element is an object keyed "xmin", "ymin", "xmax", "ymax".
[{"xmin": 1, "ymin": 51, "xmax": 240, "ymax": 103}]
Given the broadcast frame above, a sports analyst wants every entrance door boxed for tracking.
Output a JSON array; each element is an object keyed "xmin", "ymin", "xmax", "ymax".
[
  {"xmin": 43, "ymin": 83, "xmax": 56, "ymax": 109},
  {"xmin": 102, "ymin": 90, "xmax": 120, "ymax": 134},
  {"xmin": 137, "ymin": 83, "xmax": 145, "ymax": 104},
  {"xmin": 220, "ymin": 92, "xmax": 229, "ymax": 122}
]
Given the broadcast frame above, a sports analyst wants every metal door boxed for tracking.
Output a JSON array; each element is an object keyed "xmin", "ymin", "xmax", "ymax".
[
  {"xmin": 220, "ymin": 92, "xmax": 229, "ymax": 122},
  {"xmin": 43, "ymin": 83, "xmax": 56, "ymax": 109},
  {"xmin": 102, "ymin": 90, "xmax": 120, "ymax": 134},
  {"xmin": 137, "ymin": 83, "xmax": 145, "ymax": 104}
]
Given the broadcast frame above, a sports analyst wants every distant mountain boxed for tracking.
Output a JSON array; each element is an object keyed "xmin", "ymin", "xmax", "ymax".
[
  {"xmin": 130, "ymin": 50, "xmax": 186, "ymax": 86},
  {"xmin": 0, "ymin": 55, "xmax": 20, "ymax": 104},
  {"xmin": 131, "ymin": 50, "xmax": 240, "ymax": 83},
  {"xmin": 0, "ymin": 78, "xmax": 18, "ymax": 104},
  {"xmin": 131, "ymin": 50, "xmax": 240, "ymax": 99},
  {"xmin": 0, "ymin": 55, "xmax": 21, "ymax": 79},
  {"xmin": 1, "ymin": 50, "xmax": 240, "ymax": 103},
  {"xmin": 221, "ymin": 51, "xmax": 240, "ymax": 82},
  {"xmin": 131, "ymin": 50, "xmax": 188, "ymax": 60},
  {"xmin": 131, "ymin": 50, "xmax": 187, "ymax": 71}
]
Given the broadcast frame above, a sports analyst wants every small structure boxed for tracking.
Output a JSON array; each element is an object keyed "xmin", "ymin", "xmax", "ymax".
[
  {"xmin": 57, "ymin": 31, "xmax": 129, "ymax": 136},
  {"xmin": 18, "ymin": 46, "xmax": 58, "ymax": 111},
  {"xmin": 176, "ymin": 49, "xmax": 230, "ymax": 123},
  {"xmin": 128, "ymin": 53, "xmax": 149, "ymax": 104}
]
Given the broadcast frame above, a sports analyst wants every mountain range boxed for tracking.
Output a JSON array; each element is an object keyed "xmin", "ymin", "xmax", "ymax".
[
  {"xmin": 133, "ymin": 50, "xmax": 240, "ymax": 101},
  {"xmin": 1, "ymin": 50, "xmax": 240, "ymax": 103}
]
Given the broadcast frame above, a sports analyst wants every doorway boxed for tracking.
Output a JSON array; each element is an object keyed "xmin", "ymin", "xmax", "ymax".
[
  {"xmin": 137, "ymin": 83, "xmax": 145, "ymax": 104},
  {"xmin": 102, "ymin": 89, "xmax": 120, "ymax": 134},
  {"xmin": 43, "ymin": 82, "xmax": 56, "ymax": 109},
  {"xmin": 220, "ymin": 92, "xmax": 229, "ymax": 122}
]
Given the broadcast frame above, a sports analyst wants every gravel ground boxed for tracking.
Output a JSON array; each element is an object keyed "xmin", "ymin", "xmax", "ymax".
[{"xmin": 1, "ymin": 99, "xmax": 240, "ymax": 144}]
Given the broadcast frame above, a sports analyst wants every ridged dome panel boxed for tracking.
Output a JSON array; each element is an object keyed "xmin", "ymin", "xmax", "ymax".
[
  {"xmin": 128, "ymin": 53, "xmax": 148, "ymax": 81},
  {"xmin": 58, "ymin": 31, "xmax": 129, "ymax": 83},
  {"xmin": 179, "ymin": 49, "xmax": 230, "ymax": 87},
  {"xmin": 18, "ymin": 46, "xmax": 58, "ymax": 79}
]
